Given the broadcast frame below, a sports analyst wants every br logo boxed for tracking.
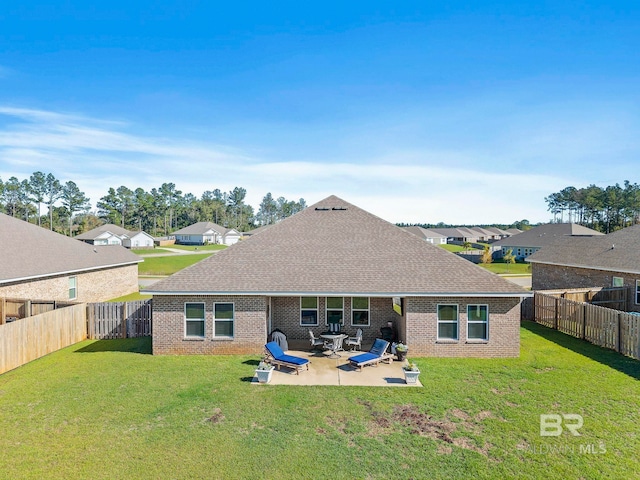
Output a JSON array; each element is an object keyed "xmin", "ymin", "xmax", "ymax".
[{"xmin": 540, "ymin": 414, "xmax": 583, "ymax": 436}]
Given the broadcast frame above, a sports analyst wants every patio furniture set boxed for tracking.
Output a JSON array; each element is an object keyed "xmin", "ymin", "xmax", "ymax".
[{"xmin": 263, "ymin": 337, "xmax": 394, "ymax": 376}]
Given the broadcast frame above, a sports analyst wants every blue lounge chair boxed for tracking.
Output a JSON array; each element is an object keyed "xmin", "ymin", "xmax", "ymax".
[
  {"xmin": 347, "ymin": 338, "xmax": 393, "ymax": 371},
  {"xmin": 264, "ymin": 342, "xmax": 310, "ymax": 375}
]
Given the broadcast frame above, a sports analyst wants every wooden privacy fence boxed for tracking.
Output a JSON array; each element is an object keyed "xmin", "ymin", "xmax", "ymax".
[
  {"xmin": 87, "ymin": 300, "xmax": 152, "ymax": 340},
  {"xmin": 538, "ymin": 287, "xmax": 628, "ymax": 311},
  {"xmin": 1, "ymin": 297, "xmax": 77, "ymax": 324},
  {"xmin": 0, "ymin": 303, "xmax": 87, "ymax": 375},
  {"xmin": 534, "ymin": 292, "xmax": 640, "ymax": 361}
]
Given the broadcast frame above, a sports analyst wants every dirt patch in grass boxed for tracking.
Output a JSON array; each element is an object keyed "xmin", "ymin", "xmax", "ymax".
[
  {"xmin": 364, "ymin": 404, "xmax": 494, "ymax": 457},
  {"xmin": 206, "ymin": 408, "xmax": 225, "ymax": 424}
]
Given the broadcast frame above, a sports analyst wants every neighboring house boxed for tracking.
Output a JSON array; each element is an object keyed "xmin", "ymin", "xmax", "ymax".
[
  {"xmin": 431, "ymin": 227, "xmax": 480, "ymax": 243},
  {"xmin": 75, "ymin": 224, "xmax": 155, "ymax": 249},
  {"xmin": 484, "ymin": 227, "xmax": 511, "ymax": 240},
  {"xmin": 172, "ymin": 222, "xmax": 241, "ymax": 246},
  {"xmin": 505, "ymin": 228, "xmax": 523, "ymax": 236},
  {"xmin": 492, "ymin": 223, "xmax": 603, "ymax": 261},
  {"xmin": 0, "ymin": 213, "xmax": 142, "ymax": 303},
  {"xmin": 403, "ymin": 226, "xmax": 447, "ymax": 245},
  {"xmin": 148, "ymin": 195, "xmax": 530, "ymax": 358},
  {"xmin": 527, "ymin": 224, "xmax": 640, "ymax": 311}
]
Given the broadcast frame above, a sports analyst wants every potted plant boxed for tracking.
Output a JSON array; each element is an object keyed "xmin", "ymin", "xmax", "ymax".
[
  {"xmin": 255, "ymin": 361, "xmax": 275, "ymax": 384},
  {"xmin": 403, "ymin": 361, "xmax": 420, "ymax": 384},
  {"xmin": 395, "ymin": 342, "xmax": 408, "ymax": 362}
]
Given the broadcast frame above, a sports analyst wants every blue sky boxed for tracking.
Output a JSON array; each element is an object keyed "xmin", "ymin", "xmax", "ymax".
[{"xmin": 0, "ymin": 1, "xmax": 639, "ymax": 224}]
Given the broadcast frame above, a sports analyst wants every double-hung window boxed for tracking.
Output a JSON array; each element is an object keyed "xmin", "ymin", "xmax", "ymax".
[
  {"xmin": 214, "ymin": 303, "xmax": 234, "ymax": 337},
  {"xmin": 612, "ymin": 277, "xmax": 624, "ymax": 287},
  {"xmin": 326, "ymin": 297, "xmax": 344, "ymax": 327},
  {"xmin": 68, "ymin": 276, "xmax": 77, "ymax": 300},
  {"xmin": 437, "ymin": 304, "xmax": 458, "ymax": 340},
  {"xmin": 351, "ymin": 297, "xmax": 370, "ymax": 326},
  {"xmin": 185, "ymin": 303, "xmax": 205, "ymax": 338},
  {"xmin": 467, "ymin": 305, "xmax": 488, "ymax": 341},
  {"xmin": 300, "ymin": 297, "xmax": 319, "ymax": 326}
]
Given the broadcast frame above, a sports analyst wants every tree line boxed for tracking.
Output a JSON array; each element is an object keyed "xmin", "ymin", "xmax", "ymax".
[
  {"xmin": 544, "ymin": 181, "xmax": 640, "ymax": 233},
  {"xmin": 0, "ymin": 172, "xmax": 306, "ymax": 236}
]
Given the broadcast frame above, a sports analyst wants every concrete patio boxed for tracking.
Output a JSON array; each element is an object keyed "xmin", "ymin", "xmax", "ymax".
[{"xmin": 252, "ymin": 347, "xmax": 423, "ymax": 387}]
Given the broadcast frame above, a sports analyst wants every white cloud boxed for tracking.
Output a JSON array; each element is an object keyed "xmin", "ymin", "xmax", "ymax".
[{"xmin": 0, "ymin": 106, "xmax": 568, "ymax": 224}]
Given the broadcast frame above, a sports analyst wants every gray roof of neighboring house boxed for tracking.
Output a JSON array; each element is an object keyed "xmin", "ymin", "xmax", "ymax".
[
  {"xmin": 469, "ymin": 227, "xmax": 496, "ymax": 237},
  {"xmin": 242, "ymin": 224, "xmax": 273, "ymax": 236},
  {"xmin": 0, "ymin": 213, "xmax": 142, "ymax": 284},
  {"xmin": 431, "ymin": 227, "xmax": 479, "ymax": 239},
  {"xmin": 75, "ymin": 223, "xmax": 133, "ymax": 240},
  {"xmin": 505, "ymin": 228, "xmax": 522, "ymax": 235},
  {"xmin": 403, "ymin": 226, "xmax": 447, "ymax": 240},
  {"xmin": 172, "ymin": 221, "xmax": 231, "ymax": 236},
  {"xmin": 484, "ymin": 227, "xmax": 510, "ymax": 236},
  {"xmin": 492, "ymin": 223, "xmax": 603, "ymax": 248},
  {"xmin": 527, "ymin": 224, "xmax": 640, "ymax": 274},
  {"xmin": 148, "ymin": 195, "xmax": 528, "ymax": 297}
]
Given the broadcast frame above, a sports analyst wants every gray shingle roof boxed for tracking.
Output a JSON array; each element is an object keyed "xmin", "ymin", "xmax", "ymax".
[
  {"xmin": 148, "ymin": 195, "xmax": 527, "ymax": 297},
  {"xmin": 403, "ymin": 226, "xmax": 446, "ymax": 241},
  {"xmin": 171, "ymin": 221, "xmax": 230, "ymax": 236},
  {"xmin": 492, "ymin": 223, "xmax": 603, "ymax": 248},
  {"xmin": 0, "ymin": 213, "xmax": 142, "ymax": 284},
  {"xmin": 75, "ymin": 223, "xmax": 132, "ymax": 240},
  {"xmin": 527, "ymin": 224, "xmax": 640, "ymax": 274}
]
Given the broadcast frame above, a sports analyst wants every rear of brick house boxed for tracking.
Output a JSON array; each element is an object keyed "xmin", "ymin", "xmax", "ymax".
[{"xmin": 149, "ymin": 196, "xmax": 529, "ymax": 357}]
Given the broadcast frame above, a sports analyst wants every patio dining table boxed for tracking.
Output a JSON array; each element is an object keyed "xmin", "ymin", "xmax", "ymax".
[{"xmin": 320, "ymin": 333, "xmax": 348, "ymax": 358}]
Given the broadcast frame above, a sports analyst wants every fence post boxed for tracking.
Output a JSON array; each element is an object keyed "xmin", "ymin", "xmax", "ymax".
[
  {"xmin": 582, "ymin": 304, "xmax": 587, "ymax": 339},
  {"xmin": 554, "ymin": 297, "xmax": 559, "ymax": 330},
  {"xmin": 122, "ymin": 303, "xmax": 128, "ymax": 339},
  {"xmin": 617, "ymin": 312, "xmax": 622, "ymax": 353},
  {"xmin": 0, "ymin": 297, "xmax": 4, "ymax": 325}
]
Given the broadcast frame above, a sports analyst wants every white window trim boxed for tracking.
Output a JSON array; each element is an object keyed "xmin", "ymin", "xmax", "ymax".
[
  {"xmin": 184, "ymin": 302, "xmax": 206, "ymax": 338},
  {"xmin": 300, "ymin": 296, "xmax": 319, "ymax": 326},
  {"xmin": 466, "ymin": 304, "xmax": 489, "ymax": 341},
  {"xmin": 325, "ymin": 297, "xmax": 344, "ymax": 326},
  {"xmin": 213, "ymin": 302, "xmax": 235, "ymax": 338},
  {"xmin": 351, "ymin": 297, "xmax": 370, "ymax": 326},
  {"xmin": 437, "ymin": 303, "xmax": 459, "ymax": 341},
  {"xmin": 68, "ymin": 276, "xmax": 77, "ymax": 300},
  {"xmin": 612, "ymin": 276, "xmax": 624, "ymax": 288}
]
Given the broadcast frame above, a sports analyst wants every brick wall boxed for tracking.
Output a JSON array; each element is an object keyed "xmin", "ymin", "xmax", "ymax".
[
  {"xmin": 0, "ymin": 264, "xmax": 138, "ymax": 303},
  {"xmin": 405, "ymin": 296, "xmax": 521, "ymax": 358},
  {"xmin": 271, "ymin": 296, "xmax": 399, "ymax": 345},
  {"xmin": 533, "ymin": 263, "xmax": 639, "ymax": 291},
  {"xmin": 152, "ymin": 295, "xmax": 267, "ymax": 355}
]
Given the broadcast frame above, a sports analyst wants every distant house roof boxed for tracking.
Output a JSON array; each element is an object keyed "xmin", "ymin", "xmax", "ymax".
[
  {"xmin": 0, "ymin": 213, "xmax": 142, "ymax": 285},
  {"xmin": 527, "ymin": 224, "xmax": 640, "ymax": 275},
  {"xmin": 431, "ymin": 227, "xmax": 479, "ymax": 240},
  {"xmin": 242, "ymin": 224, "xmax": 272, "ymax": 237},
  {"xmin": 493, "ymin": 223, "xmax": 603, "ymax": 248},
  {"xmin": 484, "ymin": 227, "xmax": 510, "ymax": 236},
  {"xmin": 403, "ymin": 226, "xmax": 447, "ymax": 241},
  {"xmin": 172, "ymin": 221, "xmax": 232, "ymax": 236},
  {"xmin": 75, "ymin": 223, "xmax": 132, "ymax": 240},
  {"xmin": 505, "ymin": 228, "xmax": 522, "ymax": 235},
  {"xmin": 148, "ymin": 195, "xmax": 527, "ymax": 297}
]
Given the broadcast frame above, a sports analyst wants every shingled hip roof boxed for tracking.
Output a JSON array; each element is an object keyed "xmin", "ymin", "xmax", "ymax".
[
  {"xmin": 148, "ymin": 196, "xmax": 528, "ymax": 297},
  {"xmin": 0, "ymin": 213, "xmax": 142, "ymax": 284}
]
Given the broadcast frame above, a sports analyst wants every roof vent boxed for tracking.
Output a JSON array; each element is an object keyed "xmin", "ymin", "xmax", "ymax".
[
  {"xmin": 315, "ymin": 207, "xmax": 330, "ymax": 211},
  {"xmin": 332, "ymin": 207, "xmax": 347, "ymax": 211}
]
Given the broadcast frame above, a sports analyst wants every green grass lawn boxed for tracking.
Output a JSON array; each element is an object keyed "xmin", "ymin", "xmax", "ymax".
[
  {"xmin": 137, "ymin": 253, "xmax": 212, "ymax": 276},
  {"xmin": 1, "ymin": 321, "xmax": 638, "ymax": 479},
  {"xmin": 169, "ymin": 244, "xmax": 228, "ymax": 251},
  {"xmin": 108, "ymin": 292, "xmax": 153, "ymax": 302},
  {"xmin": 478, "ymin": 261, "xmax": 532, "ymax": 275},
  {"xmin": 131, "ymin": 248, "xmax": 172, "ymax": 255}
]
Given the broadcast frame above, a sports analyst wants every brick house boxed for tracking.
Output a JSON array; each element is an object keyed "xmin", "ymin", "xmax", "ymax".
[
  {"xmin": 493, "ymin": 223, "xmax": 603, "ymax": 261},
  {"xmin": 0, "ymin": 213, "xmax": 142, "ymax": 303},
  {"xmin": 149, "ymin": 196, "xmax": 530, "ymax": 357},
  {"xmin": 527, "ymin": 224, "xmax": 640, "ymax": 311}
]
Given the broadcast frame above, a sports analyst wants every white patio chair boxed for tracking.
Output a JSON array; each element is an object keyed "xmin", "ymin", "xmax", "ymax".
[
  {"xmin": 309, "ymin": 330, "xmax": 326, "ymax": 350},
  {"xmin": 345, "ymin": 328, "xmax": 363, "ymax": 351}
]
